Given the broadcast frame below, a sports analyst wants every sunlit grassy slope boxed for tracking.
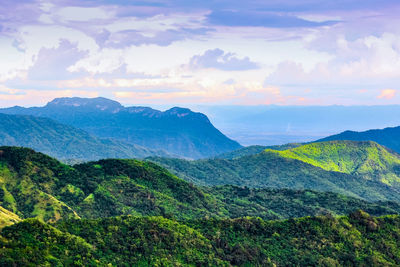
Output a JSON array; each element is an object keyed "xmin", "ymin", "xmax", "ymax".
[
  {"xmin": 266, "ymin": 140, "xmax": 400, "ymax": 186},
  {"xmin": 0, "ymin": 206, "xmax": 20, "ymax": 228}
]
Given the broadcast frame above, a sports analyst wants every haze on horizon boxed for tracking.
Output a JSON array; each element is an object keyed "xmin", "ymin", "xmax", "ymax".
[{"xmin": 1, "ymin": 0, "xmax": 400, "ymax": 107}]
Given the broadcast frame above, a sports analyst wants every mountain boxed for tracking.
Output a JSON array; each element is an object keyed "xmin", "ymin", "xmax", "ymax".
[
  {"xmin": 2, "ymin": 146, "xmax": 400, "ymax": 265},
  {"xmin": 0, "ymin": 113, "xmax": 170, "ymax": 161},
  {"xmin": 1, "ymin": 146, "xmax": 399, "ymax": 224},
  {"xmin": 149, "ymin": 142, "xmax": 400, "ymax": 202},
  {"xmin": 0, "ymin": 97, "xmax": 242, "ymax": 158},
  {"xmin": 267, "ymin": 140, "xmax": 400, "ymax": 187},
  {"xmin": 317, "ymin": 125, "xmax": 400, "ymax": 154},
  {"xmin": 2, "ymin": 212, "xmax": 400, "ymax": 266}
]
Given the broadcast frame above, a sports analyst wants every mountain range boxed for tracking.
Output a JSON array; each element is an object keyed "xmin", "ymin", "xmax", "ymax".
[
  {"xmin": 3, "ymin": 100, "xmax": 400, "ymax": 265},
  {"xmin": 0, "ymin": 97, "xmax": 241, "ymax": 159},
  {"xmin": 3, "ymin": 146, "xmax": 398, "ymax": 223},
  {"xmin": 318, "ymin": 125, "xmax": 400, "ymax": 154},
  {"xmin": 0, "ymin": 113, "xmax": 169, "ymax": 161},
  {"xmin": 150, "ymin": 140, "xmax": 400, "ymax": 202},
  {"xmin": 1, "ymin": 147, "xmax": 400, "ymax": 265}
]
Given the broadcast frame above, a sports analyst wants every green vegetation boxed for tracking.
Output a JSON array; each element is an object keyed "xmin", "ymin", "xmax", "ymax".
[
  {"xmin": 2, "ymin": 212, "xmax": 400, "ymax": 266},
  {"xmin": 150, "ymin": 147, "xmax": 400, "ymax": 202},
  {"xmin": 1, "ymin": 146, "xmax": 400, "ymax": 265},
  {"xmin": 0, "ymin": 206, "xmax": 20, "ymax": 228},
  {"xmin": 2, "ymin": 146, "xmax": 400, "ymax": 224},
  {"xmin": 267, "ymin": 140, "xmax": 400, "ymax": 187},
  {"xmin": 207, "ymin": 185, "xmax": 400, "ymax": 220},
  {"xmin": 318, "ymin": 125, "xmax": 400, "ymax": 154},
  {"xmin": 215, "ymin": 143, "xmax": 302, "ymax": 159}
]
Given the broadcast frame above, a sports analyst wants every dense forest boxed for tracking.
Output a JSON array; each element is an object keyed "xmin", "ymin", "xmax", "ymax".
[
  {"xmin": 2, "ymin": 145, "xmax": 400, "ymax": 265},
  {"xmin": 1, "ymin": 146, "xmax": 400, "ymax": 222},
  {"xmin": 149, "ymin": 140, "xmax": 400, "ymax": 202},
  {"xmin": 2, "ymin": 211, "xmax": 400, "ymax": 266}
]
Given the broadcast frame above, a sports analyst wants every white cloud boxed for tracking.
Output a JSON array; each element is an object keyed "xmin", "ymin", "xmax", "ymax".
[
  {"xmin": 56, "ymin": 6, "xmax": 114, "ymax": 22},
  {"xmin": 68, "ymin": 48, "xmax": 125, "ymax": 74}
]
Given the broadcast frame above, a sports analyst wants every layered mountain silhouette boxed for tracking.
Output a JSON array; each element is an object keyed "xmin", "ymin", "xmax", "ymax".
[
  {"xmin": 0, "ymin": 97, "xmax": 242, "ymax": 158},
  {"xmin": 317, "ymin": 125, "xmax": 400, "ymax": 153},
  {"xmin": 1, "ymin": 146, "xmax": 398, "ymax": 223},
  {"xmin": 150, "ymin": 140, "xmax": 400, "ymax": 202},
  {"xmin": 0, "ymin": 113, "xmax": 169, "ymax": 161},
  {"xmin": 2, "ymin": 146, "xmax": 400, "ymax": 265}
]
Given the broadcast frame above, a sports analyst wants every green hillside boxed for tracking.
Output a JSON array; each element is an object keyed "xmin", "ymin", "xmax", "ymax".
[
  {"xmin": 214, "ymin": 143, "xmax": 302, "ymax": 159},
  {"xmin": 1, "ymin": 146, "xmax": 399, "ymax": 223},
  {"xmin": 2, "ymin": 212, "xmax": 400, "ymax": 266},
  {"xmin": 0, "ymin": 113, "xmax": 170, "ymax": 161},
  {"xmin": 150, "ymin": 150, "xmax": 400, "ymax": 202},
  {"xmin": 0, "ymin": 206, "xmax": 20, "ymax": 228},
  {"xmin": 2, "ymin": 146, "xmax": 400, "ymax": 265},
  {"xmin": 267, "ymin": 140, "xmax": 400, "ymax": 187},
  {"xmin": 317, "ymin": 125, "xmax": 400, "ymax": 154}
]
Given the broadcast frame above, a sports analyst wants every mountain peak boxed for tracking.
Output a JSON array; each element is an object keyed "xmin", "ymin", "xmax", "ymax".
[
  {"xmin": 164, "ymin": 107, "xmax": 209, "ymax": 122},
  {"xmin": 165, "ymin": 107, "xmax": 192, "ymax": 116},
  {"xmin": 46, "ymin": 97, "xmax": 123, "ymax": 111}
]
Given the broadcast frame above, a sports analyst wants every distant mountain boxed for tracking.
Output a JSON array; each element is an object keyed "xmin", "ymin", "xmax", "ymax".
[
  {"xmin": 149, "ymin": 141, "xmax": 400, "ymax": 202},
  {"xmin": 1, "ymin": 146, "xmax": 398, "ymax": 224},
  {"xmin": 317, "ymin": 126, "xmax": 400, "ymax": 154},
  {"xmin": 0, "ymin": 113, "xmax": 169, "ymax": 161},
  {"xmin": 0, "ymin": 97, "xmax": 242, "ymax": 158}
]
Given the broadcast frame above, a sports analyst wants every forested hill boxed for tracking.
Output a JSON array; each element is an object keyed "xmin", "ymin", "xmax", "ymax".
[
  {"xmin": 149, "ymin": 140, "xmax": 400, "ymax": 202},
  {"xmin": 1, "ymin": 146, "xmax": 399, "ymax": 223},
  {"xmin": 267, "ymin": 140, "xmax": 400, "ymax": 187},
  {"xmin": 0, "ymin": 113, "xmax": 170, "ymax": 161},
  {"xmin": 2, "ymin": 146, "xmax": 400, "ymax": 265},
  {"xmin": 317, "ymin": 125, "xmax": 400, "ymax": 154},
  {"xmin": 2, "ymin": 212, "xmax": 400, "ymax": 266},
  {"xmin": 0, "ymin": 97, "xmax": 242, "ymax": 158}
]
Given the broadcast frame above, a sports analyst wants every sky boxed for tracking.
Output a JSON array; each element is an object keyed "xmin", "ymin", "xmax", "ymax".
[{"xmin": 1, "ymin": 0, "xmax": 400, "ymax": 107}]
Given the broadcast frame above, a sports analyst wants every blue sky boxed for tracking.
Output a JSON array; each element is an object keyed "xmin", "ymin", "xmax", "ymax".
[{"xmin": 1, "ymin": 0, "xmax": 400, "ymax": 106}]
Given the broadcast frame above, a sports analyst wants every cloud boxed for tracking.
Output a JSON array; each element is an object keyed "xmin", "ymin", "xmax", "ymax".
[
  {"xmin": 265, "ymin": 33, "xmax": 400, "ymax": 89},
  {"xmin": 377, "ymin": 89, "xmax": 396, "ymax": 99},
  {"xmin": 0, "ymin": 86, "xmax": 99, "ymax": 107},
  {"xmin": 98, "ymin": 27, "xmax": 212, "ymax": 48},
  {"xmin": 0, "ymin": 85, "xmax": 25, "ymax": 96},
  {"xmin": 55, "ymin": 6, "xmax": 114, "ymax": 22},
  {"xmin": 188, "ymin": 49, "xmax": 260, "ymax": 71},
  {"xmin": 207, "ymin": 10, "xmax": 339, "ymax": 28},
  {"xmin": 27, "ymin": 40, "xmax": 87, "ymax": 80},
  {"xmin": 68, "ymin": 48, "xmax": 125, "ymax": 74}
]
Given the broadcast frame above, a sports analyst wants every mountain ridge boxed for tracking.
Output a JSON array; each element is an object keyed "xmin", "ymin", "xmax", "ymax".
[
  {"xmin": 149, "ymin": 140, "xmax": 400, "ymax": 202},
  {"xmin": 2, "ymin": 146, "xmax": 399, "ymax": 224},
  {"xmin": 317, "ymin": 125, "xmax": 400, "ymax": 154},
  {"xmin": 266, "ymin": 140, "xmax": 400, "ymax": 187},
  {"xmin": 0, "ymin": 113, "xmax": 170, "ymax": 161},
  {"xmin": 0, "ymin": 97, "xmax": 241, "ymax": 158}
]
